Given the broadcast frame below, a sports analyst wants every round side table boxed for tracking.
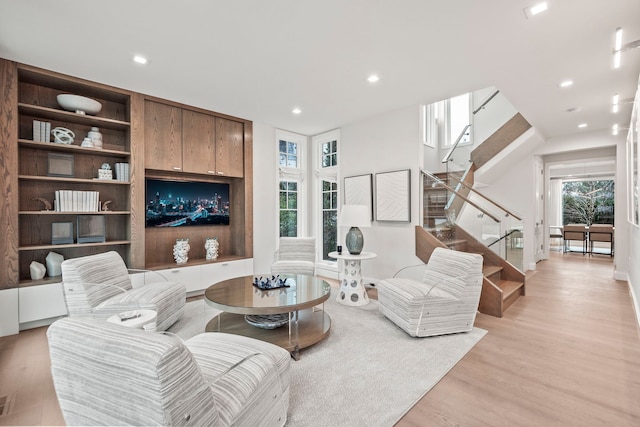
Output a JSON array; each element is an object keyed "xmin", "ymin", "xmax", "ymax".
[{"xmin": 328, "ymin": 251, "xmax": 377, "ymax": 306}]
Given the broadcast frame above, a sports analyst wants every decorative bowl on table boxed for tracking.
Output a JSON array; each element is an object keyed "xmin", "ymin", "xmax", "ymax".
[
  {"xmin": 253, "ymin": 275, "xmax": 291, "ymax": 290},
  {"xmin": 56, "ymin": 94, "xmax": 102, "ymax": 115}
]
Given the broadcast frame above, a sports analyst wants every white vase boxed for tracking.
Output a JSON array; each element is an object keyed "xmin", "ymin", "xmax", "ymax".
[
  {"xmin": 88, "ymin": 127, "xmax": 103, "ymax": 149},
  {"xmin": 205, "ymin": 237, "xmax": 219, "ymax": 260},
  {"xmin": 30, "ymin": 261, "xmax": 46, "ymax": 280},
  {"xmin": 45, "ymin": 252, "xmax": 64, "ymax": 277},
  {"xmin": 173, "ymin": 239, "xmax": 190, "ymax": 264}
]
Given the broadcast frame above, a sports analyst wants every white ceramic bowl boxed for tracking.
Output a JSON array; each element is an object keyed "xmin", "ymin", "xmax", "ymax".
[{"xmin": 56, "ymin": 94, "xmax": 102, "ymax": 115}]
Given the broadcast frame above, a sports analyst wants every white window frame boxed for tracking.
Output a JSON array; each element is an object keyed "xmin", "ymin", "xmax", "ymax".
[
  {"xmin": 276, "ymin": 129, "xmax": 307, "ymax": 237},
  {"xmin": 443, "ymin": 93, "xmax": 473, "ymax": 148},
  {"xmin": 421, "ymin": 104, "xmax": 437, "ymax": 148},
  {"xmin": 312, "ymin": 129, "xmax": 340, "ymax": 272}
]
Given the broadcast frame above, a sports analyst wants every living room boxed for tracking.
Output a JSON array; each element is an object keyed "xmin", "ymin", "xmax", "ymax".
[{"xmin": 1, "ymin": 1, "xmax": 640, "ymax": 426}]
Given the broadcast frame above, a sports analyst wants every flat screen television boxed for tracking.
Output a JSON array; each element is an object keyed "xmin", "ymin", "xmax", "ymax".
[{"xmin": 145, "ymin": 178, "xmax": 230, "ymax": 227}]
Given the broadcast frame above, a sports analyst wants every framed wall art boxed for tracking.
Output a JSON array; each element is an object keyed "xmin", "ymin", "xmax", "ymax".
[
  {"xmin": 344, "ymin": 174, "xmax": 373, "ymax": 220},
  {"xmin": 375, "ymin": 169, "xmax": 411, "ymax": 222}
]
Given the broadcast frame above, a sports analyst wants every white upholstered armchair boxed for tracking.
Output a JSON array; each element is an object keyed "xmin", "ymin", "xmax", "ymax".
[
  {"xmin": 60, "ymin": 251, "xmax": 186, "ymax": 331},
  {"xmin": 47, "ymin": 317, "xmax": 291, "ymax": 426},
  {"xmin": 378, "ymin": 247, "xmax": 483, "ymax": 337},
  {"xmin": 271, "ymin": 237, "xmax": 316, "ymax": 276}
]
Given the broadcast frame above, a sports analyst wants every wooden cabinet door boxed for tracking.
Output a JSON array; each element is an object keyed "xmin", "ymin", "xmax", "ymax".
[
  {"xmin": 215, "ymin": 118, "xmax": 244, "ymax": 177},
  {"xmin": 144, "ymin": 100, "xmax": 183, "ymax": 171},
  {"xmin": 182, "ymin": 110, "xmax": 216, "ymax": 175}
]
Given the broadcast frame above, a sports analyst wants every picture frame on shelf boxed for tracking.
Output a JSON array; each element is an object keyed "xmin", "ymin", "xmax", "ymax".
[
  {"xmin": 51, "ymin": 222, "xmax": 74, "ymax": 245},
  {"xmin": 77, "ymin": 215, "xmax": 106, "ymax": 243},
  {"xmin": 375, "ymin": 169, "xmax": 411, "ymax": 222},
  {"xmin": 47, "ymin": 153, "xmax": 74, "ymax": 177}
]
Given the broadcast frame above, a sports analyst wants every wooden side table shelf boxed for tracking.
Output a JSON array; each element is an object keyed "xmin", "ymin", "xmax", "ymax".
[{"xmin": 328, "ymin": 251, "xmax": 377, "ymax": 307}]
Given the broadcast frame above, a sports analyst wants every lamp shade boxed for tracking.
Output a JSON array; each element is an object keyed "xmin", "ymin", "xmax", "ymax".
[{"xmin": 339, "ymin": 205, "xmax": 371, "ymax": 228}]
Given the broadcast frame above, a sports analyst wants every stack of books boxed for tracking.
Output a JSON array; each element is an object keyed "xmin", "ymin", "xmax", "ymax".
[
  {"xmin": 33, "ymin": 120, "xmax": 52, "ymax": 142},
  {"xmin": 114, "ymin": 163, "xmax": 130, "ymax": 182},
  {"xmin": 55, "ymin": 190, "xmax": 100, "ymax": 212}
]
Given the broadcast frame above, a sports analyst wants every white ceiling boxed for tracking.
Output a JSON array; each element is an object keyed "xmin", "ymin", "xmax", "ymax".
[{"xmin": 1, "ymin": 0, "xmax": 639, "ymax": 139}]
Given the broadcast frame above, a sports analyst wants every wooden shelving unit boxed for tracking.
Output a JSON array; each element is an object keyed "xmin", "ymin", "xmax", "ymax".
[{"xmin": 14, "ymin": 63, "xmax": 135, "ymax": 285}]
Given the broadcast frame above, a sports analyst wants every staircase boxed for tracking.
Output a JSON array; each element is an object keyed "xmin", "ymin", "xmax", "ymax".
[{"xmin": 419, "ymin": 110, "xmax": 530, "ymax": 318}]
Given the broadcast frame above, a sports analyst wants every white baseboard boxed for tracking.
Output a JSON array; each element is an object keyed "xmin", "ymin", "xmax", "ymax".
[{"xmin": 628, "ymin": 277, "xmax": 640, "ymax": 334}]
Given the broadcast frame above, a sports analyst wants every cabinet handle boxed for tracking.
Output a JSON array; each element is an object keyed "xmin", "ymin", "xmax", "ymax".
[
  {"xmin": 172, "ymin": 166, "xmax": 182, "ymax": 171},
  {"xmin": 217, "ymin": 171, "xmax": 225, "ymax": 175},
  {"xmin": 207, "ymin": 170, "xmax": 216, "ymax": 174},
  {"xmin": 221, "ymin": 263, "xmax": 229, "ymax": 266},
  {"xmin": 170, "ymin": 269, "xmax": 180, "ymax": 273}
]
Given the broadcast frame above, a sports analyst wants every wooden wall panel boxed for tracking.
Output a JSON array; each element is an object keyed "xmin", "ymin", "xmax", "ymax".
[{"xmin": 0, "ymin": 59, "xmax": 19, "ymax": 289}]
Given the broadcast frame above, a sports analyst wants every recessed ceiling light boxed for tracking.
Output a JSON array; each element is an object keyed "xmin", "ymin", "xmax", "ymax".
[
  {"xmin": 524, "ymin": 2, "xmax": 548, "ymax": 18},
  {"xmin": 612, "ymin": 93, "xmax": 620, "ymax": 113},
  {"xmin": 292, "ymin": 108, "xmax": 302, "ymax": 115},
  {"xmin": 578, "ymin": 123, "xmax": 588, "ymax": 129},
  {"xmin": 559, "ymin": 80, "xmax": 573, "ymax": 88},
  {"xmin": 367, "ymin": 74, "xmax": 380, "ymax": 83},
  {"xmin": 612, "ymin": 124, "xmax": 619, "ymax": 135},
  {"xmin": 613, "ymin": 27, "xmax": 623, "ymax": 68},
  {"xmin": 133, "ymin": 55, "xmax": 148, "ymax": 65}
]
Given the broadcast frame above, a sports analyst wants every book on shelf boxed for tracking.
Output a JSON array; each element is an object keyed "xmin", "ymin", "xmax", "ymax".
[
  {"xmin": 32, "ymin": 120, "xmax": 51, "ymax": 142},
  {"xmin": 115, "ymin": 162, "xmax": 130, "ymax": 182},
  {"xmin": 33, "ymin": 120, "xmax": 41, "ymax": 142},
  {"xmin": 55, "ymin": 190, "xmax": 100, "ymax": 212}
]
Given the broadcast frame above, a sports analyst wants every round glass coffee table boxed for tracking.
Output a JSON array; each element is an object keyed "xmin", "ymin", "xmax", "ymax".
[{"xmin": 204, "ymin": 274, "xmax": 331, "ymax": 359}]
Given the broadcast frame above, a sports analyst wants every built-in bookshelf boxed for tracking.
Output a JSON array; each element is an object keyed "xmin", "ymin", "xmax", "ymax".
[{"xmin": 15, "ymin": 64, "xmax": 134, "ymax": 286}]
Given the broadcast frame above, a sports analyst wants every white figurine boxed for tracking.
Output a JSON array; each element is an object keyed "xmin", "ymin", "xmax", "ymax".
[
  {"xmin": 173, "ymin": 238, "xmax": 190, "ymax": 264},
  {"xmin": 205, "ymin": 237, "xmax": 219, "ymax": 261}
]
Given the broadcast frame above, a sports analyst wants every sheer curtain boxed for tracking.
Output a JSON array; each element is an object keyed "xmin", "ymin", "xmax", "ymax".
[{"xmin": 549, "ymin": 178, "xmax": 563, "ymax": 227}]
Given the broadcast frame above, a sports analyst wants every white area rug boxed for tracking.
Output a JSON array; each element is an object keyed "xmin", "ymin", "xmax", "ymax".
[{"xmin": 169, "ymin": 293, "xmax": 486, "ymax": 427}]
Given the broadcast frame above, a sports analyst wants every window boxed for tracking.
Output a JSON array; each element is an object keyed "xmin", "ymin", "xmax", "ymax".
[
  {"xmin": 321, "ymin": 139, "xmax": 337, "ymax": 168},
  {"xmin": 313, "ymin": 130, "xmax": 339, "ymax": 262},
  {"xmin": 279, "ymin": 139, "xmax": 298, "ymax": 168},
  {"xmin": 321, "ymin": 180, "xmax": 338, "ymax": 260},
  {"xmin": 446, "ymin": 93, "xmax": 472, "ymax": 146},
  {"xmin": 279, "ymin": 181, "xmax": 298, "ymax": 236},
  {"xmin": 276, "ymin": 129, "xmax": 306, "ymax": 237},
  {"xmin": 421, "ymin": 104, "xmax": 437, "ymax": 148}
]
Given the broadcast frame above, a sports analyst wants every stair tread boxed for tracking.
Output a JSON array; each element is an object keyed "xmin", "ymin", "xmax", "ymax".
[
  {"xmin": 483, "ymin": 265, "xmax": 503, "ymax": 276},
  {"xmin": 498, "ymin": 280, "xmax": 524, "ymax": 298}
]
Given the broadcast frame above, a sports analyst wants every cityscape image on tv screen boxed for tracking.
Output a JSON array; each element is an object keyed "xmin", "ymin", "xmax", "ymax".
[{"xmin": 145, "ymin": 179, "xmax": 230, "ymax": 227}]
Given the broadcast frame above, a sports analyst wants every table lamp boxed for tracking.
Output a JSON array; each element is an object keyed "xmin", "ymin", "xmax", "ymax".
[{"xmin": 339, "ymin": 204, "xmax": 371, "ymax": 255}]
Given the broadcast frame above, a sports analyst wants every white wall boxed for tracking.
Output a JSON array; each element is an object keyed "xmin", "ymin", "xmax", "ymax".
[
  {"xmin": 472, "ymin": 88, "xmax": 518, "ymax": 147},
  {"xmin": 252, "ymin": 121, "xmax": 280, "ymax": 275},
  {"xmin": 340, "ymin": 105, "xmax": 423, "ymax": 281}
]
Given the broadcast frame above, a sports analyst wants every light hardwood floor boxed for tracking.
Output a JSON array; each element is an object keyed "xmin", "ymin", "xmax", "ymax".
[{"xmin": 0, "ymin": 251, "xmax": 638, "ymax": 426}]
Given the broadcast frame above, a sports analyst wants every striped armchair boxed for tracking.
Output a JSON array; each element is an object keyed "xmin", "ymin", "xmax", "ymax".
[
  {"xmin": 271, "ymin": 237, "xmax": 316, "ymax": 276},
  {"xmin": 378, "ymin": 247, "xmax": 483, "ymax": 337},
  {"xmin": 47, "ymin": 317, "xmax": 291, "ymax": 426},
  {"xmin": 61, "ymin": 251, "xmax": 185, "ymax": 331}
]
